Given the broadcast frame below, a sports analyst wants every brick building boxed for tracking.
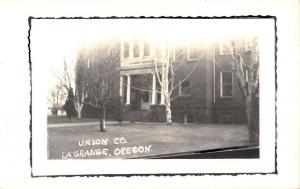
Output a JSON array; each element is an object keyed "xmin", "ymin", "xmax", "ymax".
[{"xmin": 81, "ymin": 36, "xmax": 259, "ymax": 124}]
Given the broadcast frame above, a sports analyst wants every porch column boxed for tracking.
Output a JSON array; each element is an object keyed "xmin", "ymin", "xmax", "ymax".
[
  {"xmin": 119, "ymin": 75, "xmax": 123, "ymax": 97},
  {"xmin": 151, "ymin": 74, "xmax": 156, "ymax": 105},
  {"xmin": 126, "ymin": 75, "xmax": 131, "ymax": 105}
]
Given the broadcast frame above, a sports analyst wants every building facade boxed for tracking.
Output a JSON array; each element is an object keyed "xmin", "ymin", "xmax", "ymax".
[{"xmin": 81, "ymin": 37, "xmax": 259, "ymax": 124}]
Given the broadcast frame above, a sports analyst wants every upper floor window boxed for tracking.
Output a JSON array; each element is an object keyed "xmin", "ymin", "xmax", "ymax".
[
  {"xmin": 244, "ymin": 37, "xmax": 258, "ymax": 53},
  {"xmin": 220, "ymin": 71, "xmax": 233, "ymax": 97},
  {"xmin": 188, "ymin": 46, "xmax": 202, "ymax": 60},
  {"xmin": 220, "ymin": 40, "xmax": 232, "ymax": 55},
  {"xmin": 133, "ymin": 40, "xmax": 140, "ymax": 58},
  {"xmin": 155, "ymin": 43, "xmax": 166, "ymax": 57},
  {"xmin": 143, "ymin": 41, "xmax": 150, "ymax": 57},
  {"xmin": 179, "ymin": 80, "xmax": 191, "ymax": 96},
  {"xmin": 124, "ymin": 42, "xmax": 129, "ymax": 58},
  {"xmin": 155, "ymin": 46, "xmax": 161, "ymax": 57},
  {"xmin": 174, "ymin": 47, "xmax": 186, "ymax": 61}
]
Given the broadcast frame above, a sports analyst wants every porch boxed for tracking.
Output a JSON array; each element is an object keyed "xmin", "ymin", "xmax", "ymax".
[{"xmin": 120, "ymin": 73, "xmax": 165, "ymax": 111}]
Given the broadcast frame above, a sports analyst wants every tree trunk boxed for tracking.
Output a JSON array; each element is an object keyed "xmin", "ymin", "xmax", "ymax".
[
  {"xmin": 77, "ymin": 107, "xmax": 82, "ymax": 119},
  {"xmin": 245, "ymin": 95, "xmax": 258, "ymax": 143},
  {"xmin": 99, "ymin": 103, "xmax": 106, "ymax": 132},
  {"xmin": 163, "ymin": 61, "xmax": 172, "ymax": 125},
  {"xmin": 165, "ymin": 95, "xmax": 172, "ymax": 125},
  {"xmin": 51, "ymin": 108, "xmax": 58, "ymax": 115},
  {"xmin": 76, "ymin": 103, "xmax": 83, "ymax": 119}
]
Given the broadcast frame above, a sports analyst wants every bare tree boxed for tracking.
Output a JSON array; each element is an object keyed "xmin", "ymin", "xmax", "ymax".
[
  {"xmin": 55, "ymin": 58, "xmax": 87, "ymax": 119},
  {"xmin": 47, "ymin": 84, "xmax": 65, "ymax": 115},
  {"xmin": 82, "ymin": 40, "xmax": 119, "ymax": 131},
  {"xmin": 153, "ymin": 44, "xmax": 207, "ymax": 124},
  {"xmin": 74, "ymin": 55, "xmax": 88, "ymax": 119},
  {"xmin": 228, "ymin": 37, "xmax": 259, "ymax": 143}
]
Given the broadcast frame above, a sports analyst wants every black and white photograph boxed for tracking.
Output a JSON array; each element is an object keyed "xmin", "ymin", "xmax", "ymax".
[
  {"xmin": 43, "ymin": 19, "xmax": 260, "ymax": 160},
  {"xmin": 0, "ymin": 0, "xmax": 300, "ymax": 188},
  {"xmin": 30, "ymin": 17, "xmax": 276, "ymax": 176}
]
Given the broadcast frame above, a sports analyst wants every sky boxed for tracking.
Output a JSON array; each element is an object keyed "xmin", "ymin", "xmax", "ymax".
[{"xmin": 30, "ymin": 18, "xmax": 262, "ymax": 90}]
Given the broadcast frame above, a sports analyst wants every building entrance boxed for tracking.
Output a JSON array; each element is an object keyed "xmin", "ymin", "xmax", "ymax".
[{"xmin": 130, "ymin": 74, "xmax": 151, "ymax": 110}]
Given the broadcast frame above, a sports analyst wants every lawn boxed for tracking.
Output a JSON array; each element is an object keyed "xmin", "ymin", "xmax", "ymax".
[
  {"xmin": 48, "ymin": 119, "xmax": 252, "ymax": 159},
  {"xmin": 48, "ymin": 115, "xmax": 98, "ymax": 124}
]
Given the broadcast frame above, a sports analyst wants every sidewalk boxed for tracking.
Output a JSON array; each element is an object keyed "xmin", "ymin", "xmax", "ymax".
[
  {"xmin": 47, "ymin": 120, "xmax": 202, "ymax": 128},
  {"xmin": 48, "ymin": 121, "xmax": 131, "ymax": 128}
]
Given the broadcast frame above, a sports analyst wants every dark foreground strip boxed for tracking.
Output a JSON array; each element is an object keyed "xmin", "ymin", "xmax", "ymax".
[{"xmin": 131, "ymin": 144, "xmax": 259, "ymax": 159}]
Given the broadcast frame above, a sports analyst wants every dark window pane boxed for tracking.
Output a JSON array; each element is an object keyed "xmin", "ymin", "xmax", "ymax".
[
  {"xmin": 144, "ymin": 42, "xmax": 150, "ymax": 56},
  {"xmin": 124, "ymin": 42, "xmax": 129, "ymax": 58},
  {"xmin": 222, "ymin": 72, "xmax": 232, "ymax": 83},
  {"xmin": 181, "ymin": 81, "xmax": 191, "ymax": 95},
  {"xmin": 175, "ymin": 47, "xmax": 185, "ymax": 61},
  {"xmin": 222, "ymin": 84, "xmax": 233, "ymax": 96},
  {"xmin": 189, "ymin": 48, "xmax": 200, "ymax": 60},
  {"xmin": 220, "ymin": 41, "xmax": 231, "ymax": 55},
  {"xmin": 221, "ymin": 72, "xmax": 233, "ymax": 97},
  {"xmin": 182, "ymin": 81, "xmax": 190, "ymax": 88},
  {"xmin": 133, "ymin": 40, "xmax": 139, "ymax": 57},
  {"xmin": 156, "ymin": 45, "xmax": 161, "ymax": 57}
]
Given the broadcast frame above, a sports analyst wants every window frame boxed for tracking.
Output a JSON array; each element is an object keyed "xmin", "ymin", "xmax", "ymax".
[
  {"xmin": 155, "ymin": 43, "xmax": 167, "ymax": 58},
  {"xmin": 187, "ymin": 46, "xmax": 201, "ymax": 61},
  {"xmin": 174, "ymin": 46, "xmax": 187, "ymax": 62},
  {"xmin": 123, "ymin": 41, "xmax": 130, "ymax": 59},
  {"xmin": 179, "ymin": 80, "xmax": 191, "ymax": 96},
  {"xmin": 143, "ymin": 40, "xmax": 150, "ymax": 57},
  {"xmin": 133, "ymin": 40, "xmax": 140, "ymax": 58},
  {"xmin": 244, "ymin": 38, "xmax": 255, "ymax": 52},
  {"xmin": 220, "ymin": 71, "xmax": 234, "ymax": 98},
  {"xmin": 219, "ymin": 41, "xmax": 232, "ymax": 55}
]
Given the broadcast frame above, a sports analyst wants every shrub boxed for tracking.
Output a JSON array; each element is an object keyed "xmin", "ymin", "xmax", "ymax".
[{"xmin": 64, "ymin": 88, "xmax": 77, "ymax": 119}]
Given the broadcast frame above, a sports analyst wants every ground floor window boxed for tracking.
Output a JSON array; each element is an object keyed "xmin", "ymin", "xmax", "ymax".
[
  {"xmin": 220, "ymin": 71, "xmax": 233, "ymax": 97},
  {"xmin": 179, "ymin": 80, "xmax": 191, "ymax": 96}
]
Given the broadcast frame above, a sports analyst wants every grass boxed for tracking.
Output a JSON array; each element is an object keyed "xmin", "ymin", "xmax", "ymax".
[
  {"xmin": 47, "ymin": 115, "xmax": 99, "ymax": 124},
  {"xmin": 48, "ymin": 121, "xmax": 252, "ymax": 159}
]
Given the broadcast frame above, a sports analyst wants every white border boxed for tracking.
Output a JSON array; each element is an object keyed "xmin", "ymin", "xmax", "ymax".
[{"xmin": 31, "ymin": 18, "xmax": 276, "ymax": 176}]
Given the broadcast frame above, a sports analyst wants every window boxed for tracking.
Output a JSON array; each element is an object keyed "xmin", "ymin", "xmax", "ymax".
[
  {"xmin": 133, "ymin": 40, "xmax": 139, "ymax": 57},
  {"xmin": 155, "ymin": 46, "xmax": 161, "ymax": 57},
  {"xmin": 220, "ymin": 72, "xmax": 233, "ymax": 97},
  {"xmin": 244, "ymin": 38, "xmax": 256, "ymax": 52},
  {"xmin": 155, "ymin": 44, "xmax": 166, "ymax": 57},
  {"xmin": 220, "ymin": 41, "xmax": 231, "ymax": 55},
  {"xmin": 179, "ymin": 80, "xmax": 191, "ymax": 96},
  {"xmin": 124, "ymin": 42, "xmax": 129, "ymax": 58},
  {"xmin": 188, "ymin": 47, "xmax": 202, "ymax": 60},
  {"xmin": 174, "ymin": 47, "xmax": 186, "ymax": 61},
  {"xmin": 143, "ymin": 41, "xmax": 150, "ymax": 57}
]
